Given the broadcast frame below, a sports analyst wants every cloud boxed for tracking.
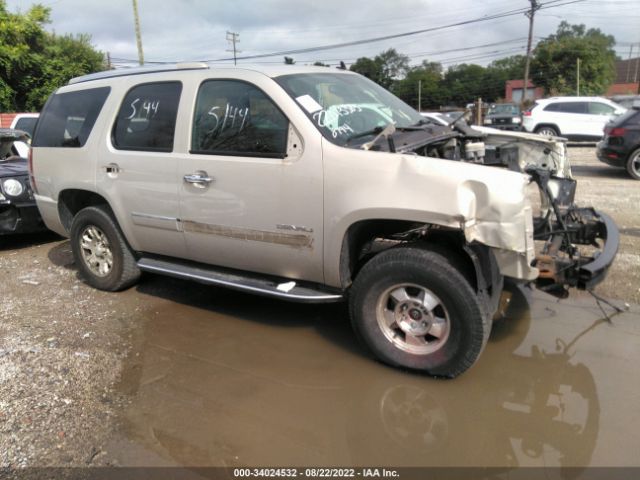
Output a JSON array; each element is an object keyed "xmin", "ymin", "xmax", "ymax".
[{"xmin": 4, "ymin": 0, "xmax": 638, "ymax": 67}]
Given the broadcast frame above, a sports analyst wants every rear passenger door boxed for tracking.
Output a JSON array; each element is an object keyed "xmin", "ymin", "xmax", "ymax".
[
  {"xmin": 97, "ymin": 81, "xmax": 187, "ymax": 258},
  {"xmin": 178, "ymin": 79, "xmax": 324, "ymax": 283},
  {"xmin": 551, "ymin": 102, "xmax": 589, "ymax": 136}
]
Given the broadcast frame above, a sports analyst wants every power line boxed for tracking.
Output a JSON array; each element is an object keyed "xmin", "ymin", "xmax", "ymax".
[{"xmin": 200, "ymin": 0, "xmax": 588, "ymax": 63}]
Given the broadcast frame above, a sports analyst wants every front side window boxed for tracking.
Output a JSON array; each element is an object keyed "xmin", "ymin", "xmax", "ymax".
[
  {"xmin": 113, "ymin": 82, "xmax": 182, "ymax": 152},
  {"xmin": 588, "ymin": 102, "xmax": 615, "ymax": 115},
  {"xmin": 191, "ymin": 80, "xmax": 289, "ymax": 158},
  {"xmin": 32, "ymin": 87, "xmax": 110, "ymax": 148},
  {"xmin": 275, "ymin": 73, "xmax": 424, "ymax": 146}
]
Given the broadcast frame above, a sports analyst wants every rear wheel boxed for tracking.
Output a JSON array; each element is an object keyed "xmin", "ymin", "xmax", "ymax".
[
  {"xmin": 535, "ymin": 125, "xmax": 559, "ymax": 137},
  {"xmin": 70, "ymin": 205, "xmax": 140, "ymax": 291},
  {"xmin": 626, "ymin": 148, "xmax": 640, "ymax": 180},
  {"xmin": 349, "ymin": 246, "xmax": 491, "ymax": 378}
]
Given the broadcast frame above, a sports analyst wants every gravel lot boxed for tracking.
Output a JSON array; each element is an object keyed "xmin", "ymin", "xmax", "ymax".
[
  {"xmin": 567, "ymin": 146, "xmax": 640, "ymax": 305},
  {"xmin": 0, "ymin": 146, "xmax": 638, "ymax": 470}
]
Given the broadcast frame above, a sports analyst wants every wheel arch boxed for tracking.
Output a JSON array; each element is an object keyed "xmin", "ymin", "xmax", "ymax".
[
  {"xmin": 338, "ymin": 219, "xmax": 501, "ymax": 305},
  {"xmin": 58, "ymin": 189, "xmax": 114, "ymax": 234},
  {"xmin": 534, "ymin": 123, "xmax": 561, "ymax": 135}
]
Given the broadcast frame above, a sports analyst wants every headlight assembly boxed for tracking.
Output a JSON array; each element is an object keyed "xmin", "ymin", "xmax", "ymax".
[{"xmin": 2, "ymin": 178, "xmax": 24, "ymax": 197}]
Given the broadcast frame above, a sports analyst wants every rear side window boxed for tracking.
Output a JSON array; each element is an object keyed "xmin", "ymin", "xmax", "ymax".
[
  {"xmin": 14, "ymin": 117, "xmax": 38, "ymax": 137},
  {"xmin": 32, "ymin": 87, "xmax": 110, "ymax": 148},
  {"xmin": 616, "ymin": 109, "xmax": 640, "ymax": 125},
  {"xmin": 112, "ymin": 82, "xmax": 182, "ymax": 152},
  {"xmin": 556, "ymin": 102, "xmax": 587, "ymax": 114},
  {"xmin": 191, "ymin": 80, "xmax": 289, "ymax": 158}
]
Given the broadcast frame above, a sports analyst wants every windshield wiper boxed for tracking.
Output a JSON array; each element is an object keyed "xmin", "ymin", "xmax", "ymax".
[
  {"xmin": 361, "ymin": 123, "xmax": 396, "ymax": 151},
  {"xmin": 343, "ymin": 125, "xmax": 389, "ymax": 145}
]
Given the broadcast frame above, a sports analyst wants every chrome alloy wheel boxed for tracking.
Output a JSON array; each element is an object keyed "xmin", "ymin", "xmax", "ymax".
[
  {"xmin": 79, "ymin": 225, "xmax": 113, "ymax": 277},
  {"xmin": 376, "ymin": 283, "xmax": 451, "ymax": 355}
]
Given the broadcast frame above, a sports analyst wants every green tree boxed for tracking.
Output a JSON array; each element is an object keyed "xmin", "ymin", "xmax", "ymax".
[
  {"xmin": 0, "ymin": 1, "xmax": 105, "ymax": 111},
  {"xmin": 350, "ymin": 49, "xmax": 409, "ymax": 89},
  {"xmin": 396, "ymin": 60, "xmax": 443, "ymax": 110},
  {"xmin": 483, "ymin": 55, "xmax": 526, "ymax": 101},
  {"xmin": 531, "ymin": 21, "xmax": 616, "ymax": 96},
  {"xmin": 443, "ymin": 63, "xmax": 487, "ymax": 106}
]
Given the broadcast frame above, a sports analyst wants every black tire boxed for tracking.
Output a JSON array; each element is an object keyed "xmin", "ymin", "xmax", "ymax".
[
  {"xmin": 349, "ymin": 246, "xmax": 491, "ymax": 378},
  {"xmin": 70, "ymin": 205, "xmax": 140, "ymax": 291},
  {"xmin": 626, "ymin": 148, "xmax": 640, "ymax": 180},
  {"xmin": 534, "ymin": 125, "xmax": 559, "ymax": 137}
]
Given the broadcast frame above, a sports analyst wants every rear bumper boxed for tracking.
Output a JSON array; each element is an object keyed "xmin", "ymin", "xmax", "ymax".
[{"xmin": 596, "ymin": 141, "xmax": 627, "ymax": 168}]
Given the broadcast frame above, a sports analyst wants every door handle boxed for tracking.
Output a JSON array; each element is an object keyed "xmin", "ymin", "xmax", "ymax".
[
  {"xmin": 102, "ymin": 163, "xmax": 121, "ymax": 176},
  {"xmin": 184, "ymin": 171, "xmax": 213, "ymax": 188}
]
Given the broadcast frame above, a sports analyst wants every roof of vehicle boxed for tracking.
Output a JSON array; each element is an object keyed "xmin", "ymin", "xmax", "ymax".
[
  {"xmin": 69, "ymin": 63, "xmax": 355, "ymax": 85},
  {"xmin": 536, "ymin": 96, "xmax": 619, "ymax": 103}
]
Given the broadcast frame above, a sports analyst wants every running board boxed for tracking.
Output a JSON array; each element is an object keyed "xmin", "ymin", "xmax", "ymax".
[{"xmin": 137, "ymin": 257, "xmax": 344, "ymax": 304}]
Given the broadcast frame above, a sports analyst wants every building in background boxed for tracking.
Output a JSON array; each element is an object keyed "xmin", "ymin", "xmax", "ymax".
[{"xmin": 505, "ymin": 80, "xmax": 544, "ymax": 103}]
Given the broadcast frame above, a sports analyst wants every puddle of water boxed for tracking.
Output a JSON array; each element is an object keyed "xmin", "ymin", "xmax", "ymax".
[{"xmin": 107, "ymin": 277, "xmax": 640, "ymax": 469}]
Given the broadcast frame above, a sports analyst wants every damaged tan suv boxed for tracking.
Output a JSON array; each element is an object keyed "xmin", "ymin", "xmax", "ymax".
[{"xmin": 30, "ymin": 64, "xmax": 618, "ymax": 377}]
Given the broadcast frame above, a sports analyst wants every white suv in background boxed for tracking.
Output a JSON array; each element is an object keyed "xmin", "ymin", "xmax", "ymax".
[
  {"xmin": 10, "ymin": 113, "xmax": 39, "ymax": 157},
  {"xmin": 522, "ymin": 97, "xmax": 625, "ymax": 140}
]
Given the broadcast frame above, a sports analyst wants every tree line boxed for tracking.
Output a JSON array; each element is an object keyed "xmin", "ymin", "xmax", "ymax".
[{"xmin": 346, "ymin": 21, "xmax": 617, "ymax": 110}]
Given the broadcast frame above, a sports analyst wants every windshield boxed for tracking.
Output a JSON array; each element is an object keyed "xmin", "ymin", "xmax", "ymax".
[
  {"xmin": 488, "ymin": 104, "xmax": 519, "ymax": 116},
  {"xmin": 275, "ymin": 72, "xmax": 424, "ymax": 146}
]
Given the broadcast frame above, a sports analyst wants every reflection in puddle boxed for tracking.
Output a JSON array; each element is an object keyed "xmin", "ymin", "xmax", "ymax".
[{"xmin": 106, "ymin": 278, "xmax": 638, "ymax": 470}]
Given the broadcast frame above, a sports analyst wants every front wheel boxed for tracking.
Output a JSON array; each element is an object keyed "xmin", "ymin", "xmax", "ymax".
[
  {"xmin": 626, "ymin": 148, "xmax": 640, "ymax": 180},
  {"xmin": 349, "ymin": 247, "xmax": 491, "ymax": 378},
  {"xmin": 70, "ymin": 205, "xmax": 141, "ymax": 291}
]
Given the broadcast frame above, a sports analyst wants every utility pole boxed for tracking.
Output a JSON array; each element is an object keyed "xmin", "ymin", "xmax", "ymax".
[
  {"xmin": 132, "ymin": 0, "xmax": 144, "ymax": 65},
  {"xmin": 418, "ymin": 80, "xmax": 422, "ymax": 112},
  {"xmin": 577, "ymin": 58, "xmax": 580, "ymax": 96},
  {"xmin": 522, "ymin": 0, "xmax": 540, "ymax": 105},
  {"xmin": 226, "ymin": 31, "xmax": 241, "ymax": 65}
]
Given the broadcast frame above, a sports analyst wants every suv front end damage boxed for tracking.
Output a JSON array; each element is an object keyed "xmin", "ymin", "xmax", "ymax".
[
  {"xmin": 527, "ymin": 167, "xmax": 618, "ymax": 296},
  {"xmin": 359, "ymin": 119, "xmax": 618, "ymax": 296}
]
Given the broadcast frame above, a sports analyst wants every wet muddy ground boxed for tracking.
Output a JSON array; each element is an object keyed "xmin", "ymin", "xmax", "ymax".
[{"xmin": 1, "ymin": 147, "xmax": 639, "ymax": 474}]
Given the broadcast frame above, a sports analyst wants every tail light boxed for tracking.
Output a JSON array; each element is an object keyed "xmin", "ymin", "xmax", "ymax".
[
  {"xmin": 523, "ymin": 111, "xmax": 532, "ymax": 117},
  {"xmin": 28, "ymin": 147, "xmax": 38, "ymax": 194},
  {"xmin": 608, "ymin": 127, "xmax": 627, "ymax": 136}
]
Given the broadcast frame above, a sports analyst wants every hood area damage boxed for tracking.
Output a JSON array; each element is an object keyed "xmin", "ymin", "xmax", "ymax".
[{"xmin": 357, "ymin": 118, "xmax": 619, "ymax": 298}]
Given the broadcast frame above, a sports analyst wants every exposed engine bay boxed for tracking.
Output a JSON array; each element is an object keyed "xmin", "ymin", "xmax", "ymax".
[{"xmin": 372, "ymin": 119, "xmax": 618, "ymax": 297}]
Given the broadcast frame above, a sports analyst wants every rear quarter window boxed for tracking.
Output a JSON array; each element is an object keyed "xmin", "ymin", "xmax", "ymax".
[{"xmin": 32, "ymin": 87, "xmax": 110, "ymax": 148}]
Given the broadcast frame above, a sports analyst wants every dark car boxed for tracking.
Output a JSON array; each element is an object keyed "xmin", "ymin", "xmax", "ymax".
[
  {"xmin": 0, "ymin": 128, "xmax": 46, "ymax": 235},
  {"xmin": 483, "ymin": 103, "xmax": 522, "ymax": 130},
  {"xmin": 597, "ymin": 106, "xmax": 640, "ymax": 180}
]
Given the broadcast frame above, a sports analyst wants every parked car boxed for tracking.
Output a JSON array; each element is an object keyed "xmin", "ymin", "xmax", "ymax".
[
  {"xmin": 597, "ymin": 105, "xmax": 640, "ymax": 179},
  {"xmin": 609, "ymin": 94, "xmax": 640, "ymax": 110},
  {"xmin": 0, "ymin": 129, "xmax": 46, "ymax": 236},
  {"xmin": 419, "ymin": 112, "xmax": 450, "ymax": 126},
  {"xmin": 522, "ymin": 96, "xmax": 626, "ymax": 140},
  {"xmin": 30, "ymin": 65, "xmax": 618, "ymax": 377},
  {"xmin": 9, "ymin": 113, "xmax": 39, "ymax": 158},
  {"xmin": 483, "ymin": 103, "xmax": 521, "ymax": 130}
]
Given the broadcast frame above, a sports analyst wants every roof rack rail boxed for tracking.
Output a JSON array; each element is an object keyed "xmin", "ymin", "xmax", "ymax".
[{"xmin": 68, "ymin": 62, "xmax": 210, "ymax": 85}]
